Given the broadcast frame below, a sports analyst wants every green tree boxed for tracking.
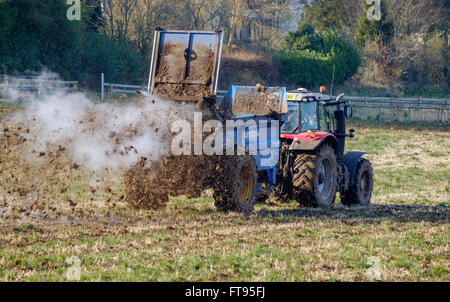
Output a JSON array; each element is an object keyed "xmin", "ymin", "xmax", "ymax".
[
  {"xmin": 276, "ymin": 24, "xmax": 360, "ymax": 87},
  {"xmin": 355, "ymin": 1, "xmax": 393, "ymax": 47},
  {"xmin": 0, "ymin": 0, "xmax": 143, "ymax": 88},
  {"xmin": 83, "ymin": 0, "xmax": 105, "ymax": 32},
  {"xmin": 301, "ymin": 0, "xmax": 361, "ymax": 36},
  {"xmin": 0, "ymin": 0, "xmax": 80, "ymax": 78}
]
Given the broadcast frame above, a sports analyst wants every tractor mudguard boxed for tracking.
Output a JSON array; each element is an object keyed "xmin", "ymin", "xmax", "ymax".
[
  {"xmin": 343, "ymin": 151, "xmax": 367, "ymax": 183},
  {"xmin": 288, "ymin": 133, "xmax": 337, "ymax": 151},
  {"xmin": 289, "ymin": 139, "xmax": 323, "ymax": 151}
]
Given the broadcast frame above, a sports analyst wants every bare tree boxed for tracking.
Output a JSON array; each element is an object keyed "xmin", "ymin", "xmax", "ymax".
[
  {"xmin": 226, "ymin": 0, "xmax": 246, "ymax": 47},
  {"xmin": 133, "ymin": 0, "xmax": 167, "ymax": 52},
  {"xmin": 101, "ymin": 0, "xmax": 115, "ymax": 39},
  {"xmin": 115, "ymin": 0, "xmax": 138, "ymax": 42},
  {"xmin": 182, "ymin": 0, "xmax": 222, "ymax": 30},
  {"xmin": 386, "ymin": 0, "xmax": 447, "ymax": 81},
  {"xmin": 99, "ymin": 0, "xmax": 301, "ymax": 53}
]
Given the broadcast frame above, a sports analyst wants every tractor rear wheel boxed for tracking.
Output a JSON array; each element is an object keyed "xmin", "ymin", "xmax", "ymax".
[
  {"xmin": 341, "ymin": 159, "xmax": 373, "ymax": 206},
  {"xmin": 213, "ymin": 155, "xmax": 258, "ymax": 214},
  {"xmin": 292, "ymin": 145, "xmax": 338, "ymax": 207}
]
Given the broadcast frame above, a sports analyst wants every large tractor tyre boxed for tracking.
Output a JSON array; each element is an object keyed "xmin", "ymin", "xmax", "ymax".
[
  {"xmin": 341, "ymin": 159, "xmax": 373, "ymax": 206},
  {"xmin": 213, "ymin": 155, "xmax": 258, "ymax": 214},
  {"xmin": 292, "ymin": 145, "xmax": 338, "ymax": 207}
]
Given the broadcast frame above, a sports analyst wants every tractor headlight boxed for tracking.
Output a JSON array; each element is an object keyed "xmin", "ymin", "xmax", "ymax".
[
  {"xmin": 302, "ymin": 98, "xmax": 308, "ymax": 102},
  {"xmin": 308, "ymin": 97, "xmax": 315, "ymax": 101}
]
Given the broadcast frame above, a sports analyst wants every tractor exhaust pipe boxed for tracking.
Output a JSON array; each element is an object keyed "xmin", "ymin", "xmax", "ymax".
[{"xmin": 333, "ymin": 93, "xmax": 346, "ymax": 159}]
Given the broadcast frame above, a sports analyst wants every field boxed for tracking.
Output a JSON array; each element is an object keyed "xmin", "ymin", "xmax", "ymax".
[{"xmin": 0, "ymin": 105, "xmax": 449, "ymax": 282}]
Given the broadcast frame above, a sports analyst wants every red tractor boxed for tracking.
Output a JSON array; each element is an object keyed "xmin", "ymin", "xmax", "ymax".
[{"xmin": 274, "ymin": 88, "xmax": 374, "ymax": 207}]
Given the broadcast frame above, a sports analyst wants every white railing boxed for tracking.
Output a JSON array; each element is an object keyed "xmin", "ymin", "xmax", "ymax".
[
  {"xmin": 0, "ymin": 75, "xmax": 78, "ymax": 96},
  {"xmin": 99, "ymin": 81, "xmax": 449, "ymax": 123},
  {"xmin": 342, "ymin": 96, "xmax": 449, "ymax": 123},
  {"xmin": 103, "ymin": 83, "xmax": 145, "ymax": 94}
]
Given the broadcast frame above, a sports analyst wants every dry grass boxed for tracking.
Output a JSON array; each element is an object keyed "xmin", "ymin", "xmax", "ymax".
[
  {"xmin": 0, "ymin": 105, "xmax": 448, "ymax": 281},
  {"xmin": 219, "ymin": 51, "xmax": 280, "ymax": 89}
]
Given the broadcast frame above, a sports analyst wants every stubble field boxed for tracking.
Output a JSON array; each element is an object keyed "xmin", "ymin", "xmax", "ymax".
[{"xmin": 0, "ymin": 105, "xmax": 448, "ymax": 281}]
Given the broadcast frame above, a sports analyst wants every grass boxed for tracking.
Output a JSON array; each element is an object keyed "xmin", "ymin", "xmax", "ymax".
[{"xmin": 0, "ymin": 106, "xmax": 449, "ymax": 282}]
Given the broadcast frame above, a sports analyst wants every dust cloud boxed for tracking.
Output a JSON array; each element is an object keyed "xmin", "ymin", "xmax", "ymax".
[{"xmin": 2, "ymin": 74, "xmax": 197, "ymax": 171}]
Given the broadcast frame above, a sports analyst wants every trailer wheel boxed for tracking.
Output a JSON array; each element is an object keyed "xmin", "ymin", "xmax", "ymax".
[
  {"xmin": 292, "ymin": 145, "xmax": 338, "ymax": 207},
  {"xmin": 341, "ymin": 159, "xmax": 373, "ymax": 206},
  {"xmin": 213, "ymin": 155, "xmax": 258, "ymax": 214}
]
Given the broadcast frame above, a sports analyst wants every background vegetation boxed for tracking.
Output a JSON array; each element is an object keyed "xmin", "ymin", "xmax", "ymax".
[
  {"xmin": 273, "ymin": 24, "xmax": 360, "ymax": 88},
  {"xmin": 0, "ymin": 0, "xmax": 143, "ymax": 88},
  {"xmin": 0, "ymin": 0, "xmax": 448, "ymax": 95}
]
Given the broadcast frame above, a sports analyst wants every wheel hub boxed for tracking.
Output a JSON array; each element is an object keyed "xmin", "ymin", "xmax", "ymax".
[
  {"xmin": 317, "ymin": 158, "xmax": 332, "ymax": 199},
  {"xmin": 238, "ymin": 164, "xmax": 253, "ymax": 204},
  {"xmin": 360, "ymin": 171, "xmax": 371, "ymax": 199}
]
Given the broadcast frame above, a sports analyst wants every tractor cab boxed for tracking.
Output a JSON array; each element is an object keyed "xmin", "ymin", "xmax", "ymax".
[
  {"xmin": 281, "ymin": 88, "xmax": 333, "ymax": 134},
  {"xmin": 280, "ymin": 87, "xmax": 353, "ymax": 152},
  {"xmin": 281, "ymin": 86, "xmax": 352, "ymax": 137},
  {"xmin": 281, "ymin": 89, "xmax": 331, "ymax": 134}
]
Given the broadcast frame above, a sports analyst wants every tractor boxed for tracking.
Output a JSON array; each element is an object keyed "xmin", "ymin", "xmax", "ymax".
[
  {"xmin": 274, "ymin": 88, "xmax": 374, "ymax": 207},
  {"xmin": 211, "ymin": 87, "xmax": 374, "ymax": 212},
  {"xmin": 143, "ymin": 28, "xmax": 374, "ymax": 213}
]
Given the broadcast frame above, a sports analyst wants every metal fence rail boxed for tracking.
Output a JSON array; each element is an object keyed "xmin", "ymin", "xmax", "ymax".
[
  {"xmin": 103, "ymin": 83, "xmax": 145, "ymax": 95},
  {"xmin": 218, "ymin": 91, "xmax": 449, "ymax": 122},
  {"xmin": 343, "ymin": 96, "xmax": 449, "ymax": 123},
  {"xmin": 100, "ymin": 83, "xmax": 449, "ymax": 123},
  {"xmin": 0, "ymin": 75, "xmax": 78, "ymax": 96}
]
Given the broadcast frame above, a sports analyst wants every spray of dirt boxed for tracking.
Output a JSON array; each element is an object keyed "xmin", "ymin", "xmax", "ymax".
[
  {"xmin": 123, "ymin": 105, "xmax": 222, "ymax": 210},
  {"xmin": 5, "ymin": 88, "xmax": 196, "ymax": 171},
  {"xmin": 123, "ymin": 155, "xmax": 220, "ymax": 210},
  {"xmin": 1, "ymin": 73, "xmax": 222, "ymax": 213}
]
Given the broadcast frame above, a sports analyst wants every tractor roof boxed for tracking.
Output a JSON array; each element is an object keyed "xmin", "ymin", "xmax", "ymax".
[{"xmin": 286, "ymin": 90, "xmax": 333, "ymax": 102}]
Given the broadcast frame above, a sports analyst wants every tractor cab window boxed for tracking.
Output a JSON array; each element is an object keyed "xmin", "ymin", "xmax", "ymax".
[
  {"xmin": 318, "ymin": 103, "xmax": 330, "ymax": 131},
  {"xmin": 325, "ymin": 104, "xmax": 338, "ymax": 131},
  {"xmin": 281, "ymin": 102, "xmax": 300, "ymax": 133},
  {"xmin": 300, "ymin": 102, "xmax": 318, "ymax": 131}
]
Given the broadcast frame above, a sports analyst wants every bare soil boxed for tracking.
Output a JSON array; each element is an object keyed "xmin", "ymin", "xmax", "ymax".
[
  {"xmin": 226, "ymin": 88, "xmax": 285, "ymax": 117},
  {"xmin": 153, "ymin": 42, "xmax": 215, "ymax": 102}
]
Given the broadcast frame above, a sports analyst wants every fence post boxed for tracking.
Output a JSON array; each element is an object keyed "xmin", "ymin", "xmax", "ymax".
[
  {"xmin": 419, "ymin": 97, "xmax": 422, "ymax": 122},
  {"xmin": 377, "ymin": 98, "xmax": 381, "ymax": 120},
  {"xmin": 101, "ymin": 73, "xmax": 104, "ymax": 101},
  {"xmin": 365, "ymin": 96, "xmax": 368, "ymax": 119},
  {"xmin": 441, "ymin": 100, "xmax": 447, "ymax": 123}
]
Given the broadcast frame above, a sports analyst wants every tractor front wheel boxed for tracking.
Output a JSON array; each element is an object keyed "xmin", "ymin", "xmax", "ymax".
[
  {"xmin": 213, "ymin": 155, "xmax": 258, "ymax": 214},
  {"xmin": 341, "ymin": 159, "xmax": 373, "ymax": 206},
  {"xmin": 292, "ymin": 145, "xmax": 338, "ymax": 207}
]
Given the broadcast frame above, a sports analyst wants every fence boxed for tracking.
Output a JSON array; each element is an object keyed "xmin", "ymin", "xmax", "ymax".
[
  {"xmin": 103, "ymin": 83, "xmax": 146, "ymax": 96},
  {"xmin": 219, "ymin": 91, "xmax": 449, "ymax": 123},
  {"xmin": 0, "ymin": 75, "xmax": 78, "ymax": 97},
  {"xmin": 344, "ymin": 96, "xmax": 449, "ymax": 124},
  {"xmin": 99, "ymin": 82, "xmax": 450, "ymax": 124}
]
